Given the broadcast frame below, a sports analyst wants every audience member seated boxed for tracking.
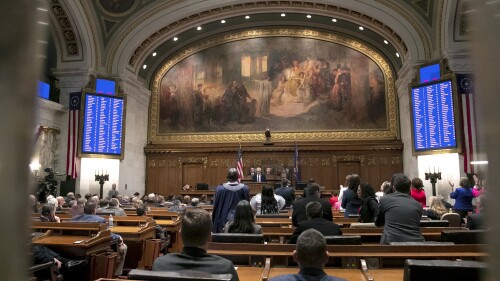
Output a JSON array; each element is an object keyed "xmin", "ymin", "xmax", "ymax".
[
  {"xmin": 449, "ymin": 177, "xmax": 474, "ymax": 220},
  {"xmin": 375, "ymin": 181, "xmax": 391, "ymax": 202},
  {"xmin": 271, "ymin": 229, "xmax": 347, "ymax": 281},
  {"xmin": 71, "ymin": 202, "xmax": 127, "ymax": 276},
  {"xmin": 47, "ymin": 196, "xmax": 59, "ymax": 209},
  {"xmin": 424, "ymin": 196, "xmax": 448, "ymax": 220},
  {"xmin": 152, "ymin": 208, "xmax": 239, "ymax": 281},
  {"xmin": 341, "ymin": 174, "xmax": 363, "ymax": 218},
  {"xmin": 357, "ymin": 183, "xmax": 378, "ymax": 223},
  {"xmin": 30, "ymin": 194, "xmax": 40, "ymax": 214},
  {"xmin": 183, "ymin": 195, "xmax": 191, "ymax": 206},
  {"xmin": 199, "ymin": 194, "xmax": 211, "ymax": 205},
  {"xmin": 292, "ymin": 183, "xmax": 333, "ymax": 226},
  {"xmin": 157, "ymin": 195, "xmax": 166, "ymax": 207},
  {"xmin": 39, "ymin": 204, "xmax": 60, "ymax": 222},
  {"xmin": 104, "ymin": 198, "xmax": 127, "ymax": 216},
  {"xmin": 250, "ymin": 185, "xmax": 285, "ymax": 214},
  {"xmin": 68, "ymin": 198, "xmax": 86, "ymax": 217},
  {"xmin": 375, "ymin": 173, "xmax": 424, "ymax": 244},
  {"xmin": 190, "ymin": 198, "xmax": 200, "ymax": 208},
  {"xmin": 168, "ymin": 200, "xmax": 185, "ymax": 212},
  {"xmin": 56, "ymin": 196, "xmax": 66, "ymax": 210},
  {"xmin": 97, "ymin": 198, "xmax": 109, "ymax": 213},
  {"xmin": 328, "ymin": 191, "xmax": 339, "ymax": 207},
  {"xmin": 467, "ymin": 195, "xmax": 485, "ymax": 230},
  {"xmin": 32, "ymin": 244, "xmax": 87, "ymax": 280},
  {"xmin": 224, "ymin": 200, "xmax": 262, "ymax": 234},
  {"xmin": 289, "ymin": 202, "xmax": 341, "ymax": 244},
  {"xmin": 275, "ymin": 179, "xmax": 295, "ymax": 208},
  {"xmin": 64, "ymin": 192, "xmax": 75, "ymax": 206},
  {"xmin": 410, "ymin": 177, "xmax": 426, "ymax": 207}
]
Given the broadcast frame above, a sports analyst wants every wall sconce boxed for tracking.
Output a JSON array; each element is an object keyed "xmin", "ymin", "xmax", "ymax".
[{"xmin": 30, "ymin": 162, "xmax": 41, "ymax": 177}]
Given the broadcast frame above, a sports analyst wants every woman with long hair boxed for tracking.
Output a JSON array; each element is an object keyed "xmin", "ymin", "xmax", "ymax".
[
  {"xmin": 250, "ymin": 185, "xmax": 285, "ymax": 214},
  {"xmin": 449, "ymin": 177, "xmax": 474, "ymax": 219},
  {"xmin": 341, "ymin": 174, "xmax": 363, "ymax": 218},
  {"xmin": 357, "ymin": 183, "xmax": 379, "ymax": 223},
  {"xmin": 224, "ymin": 200, "xmax": 262, "ymax": 234},
  {"xmin": 424, "ymin": 196, "xmax": 448, "ymax": 220},
  {"xmin": 410, "ymin": 177, "xmax": 426, "ymax": 207}
]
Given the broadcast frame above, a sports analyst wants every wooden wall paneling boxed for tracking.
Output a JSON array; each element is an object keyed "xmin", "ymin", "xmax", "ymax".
[
  {"xmin": 146, "ymin": 157, "xmax": 157, "ymax": 194},
  {"xmin": 182, "ymin": 163, "xmax": 204, "ymax": 187}
]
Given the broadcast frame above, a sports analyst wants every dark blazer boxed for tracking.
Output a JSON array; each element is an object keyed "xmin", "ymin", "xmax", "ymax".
[
  {"xmin": 289, "ymin": 217, "xmax": 342, "ymax": 244},
  {"xmin": 252, "ymin": 174, "xmax": 267, "ymax": 182},
  {"xmin": 275, "ymin": 186, "xmax": 295, "ymax": 207},
  {"xmin": 292, "ymin": 196, "xmax": 333, "ymax": 227},
  {"xmin": 466, "ymin": 213, "xmax": 483, "ymax": 230}
]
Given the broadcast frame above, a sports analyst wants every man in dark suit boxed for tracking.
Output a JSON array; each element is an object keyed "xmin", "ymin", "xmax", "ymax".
[
  {"xmin": 252, "ymin": 167, "xmax": 267, "ymax": 182},
  {"xmin": 292, "ymin": 183, "xmax": 333, "ymax": 226},
  {"xmin": 289, "ymin": 201, "xmax": 341, "ymax": 244},
  {"xmin": 275, "ymin": 178, "xmax": 295, "ymax": 207},
  {"xmin": 375, "ymin": 173, "xmax": 424, "ymax": 244}
]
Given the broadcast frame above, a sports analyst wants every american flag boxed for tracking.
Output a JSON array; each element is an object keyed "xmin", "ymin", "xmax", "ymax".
[
  {"xmin": 457, "ymin": 73, "xmax": 476, "ymax": 174},
  {"xmin": 236, "ymin": 145, "xmax": 243, "ymax": 182},
  {"xmin": 66, "ymin": 92, "xmax": 81, "ymax": 179},
  {"xmin": 294, "ymin": 142, "xmax": 300, "ymax": 182}
]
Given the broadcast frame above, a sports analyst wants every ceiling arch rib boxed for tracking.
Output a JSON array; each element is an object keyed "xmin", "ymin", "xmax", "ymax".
[{"xmin": 106, "ymin": 1, "xmax": 431, "ymax": 82}]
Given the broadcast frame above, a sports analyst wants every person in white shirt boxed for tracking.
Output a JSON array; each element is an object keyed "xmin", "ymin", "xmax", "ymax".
[{"xmin": 250, "ymin": 185, "xmax": 285, "ymax": 214}]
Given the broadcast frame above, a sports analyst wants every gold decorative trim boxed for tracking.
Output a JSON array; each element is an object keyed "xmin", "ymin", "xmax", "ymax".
[
  {"xmin": 178, "ymin": 157, "xmax": 208, "ymax": 168},
  {"xmin": 148, "ymin": 160, "xmax": 156, "ymax": 167},
  {"xmin": 149, "ymin": 27, "xmax": 397, "ymax": 144},
  {"xmin": 123, "ymin": 1, "xmax": 413, "ymax": 72},
  {"xmin": 332, "ymin": 155, "xmax": 366, "ymax": 167},
  {"xmin": 95, "ymin": 0, "xmax": 140, "ymax": 18},
  {"xmin": 49, "ymin": 0, "xmax": 80, "ymax": 57}
]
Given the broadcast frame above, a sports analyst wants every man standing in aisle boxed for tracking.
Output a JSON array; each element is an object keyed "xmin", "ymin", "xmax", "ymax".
[{"xmin": 212, "ymin": 168, "xmax": 249, "ymax": 233}]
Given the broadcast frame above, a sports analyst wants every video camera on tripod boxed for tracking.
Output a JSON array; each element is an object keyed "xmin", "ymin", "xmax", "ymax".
[{"xmin": 37, "ymin": 168, "xmax": 60, "ymax": 202}]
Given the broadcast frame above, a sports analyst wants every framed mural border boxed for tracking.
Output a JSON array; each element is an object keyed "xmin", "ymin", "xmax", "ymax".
[{"xmin": 149, "ymin": 27, "xmax": 398, "ymax": 144}]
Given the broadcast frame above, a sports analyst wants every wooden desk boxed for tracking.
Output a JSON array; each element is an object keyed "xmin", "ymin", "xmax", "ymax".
[
  {"xmin": 342, "ymin": 227, "xmax": 467, "ymax": 242},
  {"xmin": 269, "ymin": 268, "xmax": 365, "ymax": 281},
  {"xmin": 110, "ymin": 222, "xmax": 157, "ymax": 270},
  {"xmin": 236, "ymin": 266, "xmax": 264, "ymax": 281},
  {"xmin": 255, "ymin": 217, "xmax": 293, "ymax": 227},
  {"xmin": 368, "ymin": 269, "xmax": 404, "ymax": 281},
  {"xmin": 155, "ymin": 219, "xmax": 182, "ymax": 252},
  {"xmin": 208, "ymin": 243, "xmax": 487, "ymax": 267},
  {"xmin": 332, "ymin": 217, "xmax": 359, "ymax": 227}
]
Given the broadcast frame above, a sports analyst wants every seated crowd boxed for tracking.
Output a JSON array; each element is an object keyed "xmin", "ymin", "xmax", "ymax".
[{"xmin": 29, "ymin": 167, "xmax": 487, "ymax": 280}]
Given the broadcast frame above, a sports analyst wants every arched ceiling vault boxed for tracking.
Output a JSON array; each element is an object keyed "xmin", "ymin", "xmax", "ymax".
[{"xmin": 49, "ymin": 1, "xmax": 439, "ymax": 84}]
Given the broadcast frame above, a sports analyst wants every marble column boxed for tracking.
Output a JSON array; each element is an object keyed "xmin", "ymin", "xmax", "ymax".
[{"xmin": 0, "ymin": 0, "xmax": 46, "ymax": 279}]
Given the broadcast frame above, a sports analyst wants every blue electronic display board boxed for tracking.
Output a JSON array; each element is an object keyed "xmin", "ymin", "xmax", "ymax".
[
  {"xmin": 419, "ymin": 63, "xmax": 441, "ymax": 84},
  {"xmin": 37, "ymin": 81, "xmax": 50, "ymax": 99},
  {"xmin": 411, "ymin": 79, "xmax": 457, "ymax": 152},
  {"xmin": 82, "ymin": 93, "xmax": 124, "ymax": 156},
  {"xmin": 96, "ymin": 78, "xmax": 116, "ymax": 95}
]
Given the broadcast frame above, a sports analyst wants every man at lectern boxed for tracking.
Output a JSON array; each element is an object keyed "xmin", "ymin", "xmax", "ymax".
[{"xmin": 252, "ymin": 167, "xmax": 267, "ymax": 182}]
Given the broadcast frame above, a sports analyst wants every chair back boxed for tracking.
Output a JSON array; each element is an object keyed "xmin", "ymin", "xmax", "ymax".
[
  {"xmin": 419, "ymin": 220, "xmax": 449, "ymax": 227},
  {"xmin": 324, "ymin": 235, "xmax": 362, "ymax": 245},
  {"xmin": 255, "ymin": 214, "xmax": 289, "ymax": 219},
  {"xmin": 441, "ymin": 229, "xmax": 486, "ymax": 244},
  {"xmin": 403, "ymin": 259, "xmax": 487, "ymax": 281},
  {"xmin": 441, "ymin": 213, "xmax": 462, "ymax": 227},
  {"xmin": 211, "ymin": 233, "xmax": 264, "ymax": 244},
  {"xmin": 128, "ymin": 269, "xmax": 232, "ymax": 281},
  {"xmin": 390, "ymin": 242, "xmax": 454, "ymax": 245}
]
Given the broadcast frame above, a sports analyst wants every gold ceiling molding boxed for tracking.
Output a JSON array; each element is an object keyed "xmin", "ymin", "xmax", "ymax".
[
  {"xmin": 149, "ymin": 27, "xmax": 398, "ymax": 144},
  {"xmin": 118, "ymin": 1, "xmax": 412, "ymax": 72}
]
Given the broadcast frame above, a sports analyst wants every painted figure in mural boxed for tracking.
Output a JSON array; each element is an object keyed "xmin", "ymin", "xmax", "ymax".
[
  {"xmin": 283, "ymin": 59, "xmax": 303, "ymax": 100},
  {"xmin": 193, "ymin": 83, "xmax": 204, "ymax": 128},
  {"xmin": 255, "ymin": 74, "xmax": 273, "ymax": 117},
  {"xmin": 273, "ymin": 75, "xmax": 288, "ymax": 106},
  {"xmin": 330, "ymin": 64, "xmax": 352, "ymax": 111},
  {"xmin": 235, "ymin": 81, "xmax": 253, "ymax": 124},
  {"xmin": 220, "ymin": 81, "xmax": 237, "ymax": 125}
]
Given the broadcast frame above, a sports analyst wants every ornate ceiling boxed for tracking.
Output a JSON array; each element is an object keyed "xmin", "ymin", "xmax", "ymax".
[{"xmin": 46, "ymin": 0, "xmax": 462, "ymax": 84}]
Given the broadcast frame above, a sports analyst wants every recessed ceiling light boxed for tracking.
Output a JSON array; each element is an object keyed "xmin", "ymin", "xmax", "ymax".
[
  {"xmin": 221, "ymin": 20, "xmax": 226, "ymax": 23},
  {"xmin": 396, "ymin": 52, "xmax": 400, "ymax": 57},
  {"xmin": 245, "ymin": 15, "xmax": 250, "ymax": 19},
  {"xmin": 383, "ymin": 40, "xmax": 389, "ymax": 44},
  {"xmin": 332, "ymin": 18, "xmax": 337, "ymax": 22},
  {"xmin": 471, "ymin": 161, "xmax": 488, "ymax": 165},
  {"xmin": 359, "ymin": 26, "xmax": 364, "ymax": 30},
  {"xmin": 306, "ymin": 15, "xmax": 312, "ymax": 19},
  {"xmin": 152, "ymin": 52, "xmax": 157, "ymax": 57},
  {"xmin": 197, "ymin": 26, "xmax": 202, "ymax": 31},
  {"xmin": 281, "ymin": 13, "xmax": 286, "ymax": 17},
  {"xmin": 142, "ymin": 64, "xmax": 147, "ymax": 69},
  {"xmin": 173, "ymin": 37, "xmax": 178, "ymax": 41}
]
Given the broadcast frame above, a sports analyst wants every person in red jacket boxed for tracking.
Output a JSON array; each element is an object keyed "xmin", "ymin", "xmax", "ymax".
[{"xmin": 410, "ymin": 177, "xmax": 426, "ymax": 207}]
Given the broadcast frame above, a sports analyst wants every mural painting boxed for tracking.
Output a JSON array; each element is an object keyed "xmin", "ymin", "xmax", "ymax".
[{"xmin": 158, "ymin": 37, "xmax": 387, "ymax": 134}]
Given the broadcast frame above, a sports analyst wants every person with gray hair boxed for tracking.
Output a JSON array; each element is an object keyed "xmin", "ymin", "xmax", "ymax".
[
  {"xmin": 271, "ymin": 229, "xmax": 347, "ymax": 281},
  {"xmin": 289, "ymin": 201, "xmax": 341, "ymax": 244},
  {"xmin": 105, "ymin": 198, "xmax": 127, "ymax": 216}
]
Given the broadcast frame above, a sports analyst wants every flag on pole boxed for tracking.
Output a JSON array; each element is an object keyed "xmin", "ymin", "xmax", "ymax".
[
  {"xmin": 66, "ymin": 92, "xmax": 81, "ymax": 179},
  {"xmin": 457, "ymin": 73, "xmax": 477, "ymax": 174},
  {"xmin": 294, "ymin": 142, "xmax": 300, "ymax": 182},
  {"xmin": 236, "ymin": 144, "xmax": 244, "ymax": 182}
]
